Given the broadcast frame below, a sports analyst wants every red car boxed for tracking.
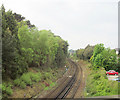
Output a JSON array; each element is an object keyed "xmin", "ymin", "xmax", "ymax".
[{"xmin": 106, "ymin": 70, "xmax": 118, "ymax": 75}]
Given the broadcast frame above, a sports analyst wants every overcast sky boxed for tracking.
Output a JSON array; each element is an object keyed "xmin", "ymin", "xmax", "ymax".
[{"xmin": 1, "ymin": 0, "xmax": 119, "ymax": 50}]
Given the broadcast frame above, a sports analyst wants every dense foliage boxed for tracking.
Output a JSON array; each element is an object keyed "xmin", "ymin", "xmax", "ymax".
[
  {"xmin": 76, "ymin": 44, "xmax": 94, "ymax": 60},
  {"xmin": 84, "ymin": 44, "xmax": 119, "ymax": 97},
  {"xmin": 2, "ymin": 67, "xmax": 58, "ymax": 97},
  {"xmin": 85, "ymin": 67, "xmax": 118, "ymax": 97},
  {"xmin": 90, "ymin": 44, "xmax": 117, "ymax": 71},
  {"xmin": 1, "ymin": 5, "xmax": 68, "ymax": 80},
  {"xmin": 117, "ymin": 57, "xmax": 120, "ymax": 73}
]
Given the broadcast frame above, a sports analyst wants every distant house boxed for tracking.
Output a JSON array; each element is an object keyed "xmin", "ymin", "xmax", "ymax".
[{"xmin": 115, "ymin": 48, "xmax": 120, "ymax": 55}]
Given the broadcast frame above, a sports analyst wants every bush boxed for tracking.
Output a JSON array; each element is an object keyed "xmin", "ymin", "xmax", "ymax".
[
  {"xmin": 20, "ymin": 81, "xmax": 26, "ymax": 89},
  {"xmin": 6, "ymin": 87, "xmax": 13, "ymax": 95},
  {"xmin": 30, "ymin": 73, "xmax": 41, "ymax": 82},
  {"xmin": 2, "ymin": 83, "xmax": 13, "ymax": 96},
  {"xmin": 20, "ymin": 73, "xmax": 32, "ymax": 85},
  {"xmin": 85, "ymin": 69, "xmax": 118, "ymax": 97},
  {"xmin": 14, "ymin": 79, "xmax": 21, "ymax": 86},
  {"xmin": 2, "ymin": 83, "xmax": 6, "ymax": 93},
  {"xmin": 43, "ymin": 72, "xmax": 53, "ymax": 80},
  {"xmin": 93, "ymin": 73, "xmax": 101, "ymax": 80}
]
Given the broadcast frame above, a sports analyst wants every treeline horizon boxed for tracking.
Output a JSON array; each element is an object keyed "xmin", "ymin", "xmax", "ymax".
[{"xmin": 74, "ymin": 44, "xmax": 120, "ymax": 72}]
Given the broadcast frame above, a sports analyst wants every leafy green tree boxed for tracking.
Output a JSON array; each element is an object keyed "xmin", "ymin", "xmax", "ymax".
[
  {"xmin": 1, "ymin": 5, "xmax": 7, "ymax": 35},
  {"xmin": 76, "ymin": 45, "xmax": 94, "ymax": 60},
  {"xmin": 5, "ymin": 10, "xmax": 18, "ymax": 36},
  {"xmin": 90, "ymin": 44, "xmax": 117, "ymax": 71},
  {"xmin": 2, "ymin": 5, "xmax": 69, "ymax": 80},
  {"xmin": 2, "ymin": 5, "xmax": 19, "ymax": 79},
  {"xmin": 93, "ymin": 54, "xmax": 103, "ymax": 69},
  {"xmin": 54, "ymin": 37, "xmax": 68, "ymax": 67},
  {"xmin": 83, "ymin": 44, "xmax": 94, "ymax": 60},
  {"xmin": 117, "ymin": 57, "xmax": 120, "ymax": 72},
  {"xmin": 13, "ymin": 13, "xmax": 25, "ymax": 22},
  {"xmin": 76, "ymin": 49, "xmax": 84, "ymax": 59}
]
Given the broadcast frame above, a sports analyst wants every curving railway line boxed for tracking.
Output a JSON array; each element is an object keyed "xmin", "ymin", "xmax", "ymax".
[{"xmin": 42, "ymin": 59, "xmax": 83, "ymax": 99}]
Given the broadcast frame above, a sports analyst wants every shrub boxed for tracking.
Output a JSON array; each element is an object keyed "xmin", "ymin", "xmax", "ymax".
[
  {"xmin": 20, "ymin": 73, "xmax": 32, "ymax": 85},
  {"xmin": 30, "ymin": 73, "xmax": 41, "ymax": 82},
  {"xmin": 85, "ymin": 69, "xmax": 118, "ymax": 97},
  {"xmin": 43, "ymin": 72, "xmax": 53, "ymax": 80},
  {"xmin": 7, "ymin": 83, "xmax": 13, "ymax": 89},
  {"xmin": 93, "ymin": 73, "xmax": 100, "ymax": 80},
  {"xmin": 6, "ymin": 87, "xmax": 13, "ymax": 95},
  {"xmin": 20, "ymin": 81, "xmax": 26, "ymax": 89},
  {"xmin": 2, "ymin": 83, "xmax": 13, "ymax": 96},
  {"xmin": 2, "ymin": 83, "xmax": 6, "ymax": 93},
  {"xmin": 14, "ymin": 79, "xmax": 21, "ymax": 86}
]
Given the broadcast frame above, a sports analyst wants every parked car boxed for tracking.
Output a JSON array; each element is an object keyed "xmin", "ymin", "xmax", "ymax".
[{"xmin": 106, "ymin": 70, "xmax": 118, "ymax": 75}]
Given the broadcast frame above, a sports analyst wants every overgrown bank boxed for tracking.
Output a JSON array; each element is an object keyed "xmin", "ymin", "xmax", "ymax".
[
  {"xmin": 84, "ymin": 64, "xmax": 119, "ymax": 97},
  {"xmin": 2, "ymin": 65, "xmax": 69, "ymax": 98},
  {"xmin": 75, "ymin": 44, "xmax": 119, "ymax": 97},
  {"xmin": 1, "ymin": 5, "xmax": 68, "ymax": 98}
]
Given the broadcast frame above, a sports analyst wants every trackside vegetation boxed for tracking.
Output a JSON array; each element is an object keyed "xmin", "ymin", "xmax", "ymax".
[
  {"xmin": 76, "ymin": 44, "xmax": 94, "ymax": 61},
  {"xmin": 83, "ymin": 44, "xmax": 119, "ymax": 97},
  {"xmin": 1, "ymin": 5, "xmax": 68, "ymax": 97},
  {"xmin": 90, "ymin": 44, "xmax": 118, "ymax": 71},
  {"xmin": 76, "ymin": 43, "xmax": 119, "ymax": 72},
  {"xmin": 2, "ymin": 5, "xmax": 68, "ymax": 79},
  {"xmin": 85, "ymin": 67, "xmax": 118, "ymax": 97},
  {"xmin": 2, "ymin": 67, "xmax": 62, "ymax": 97}
]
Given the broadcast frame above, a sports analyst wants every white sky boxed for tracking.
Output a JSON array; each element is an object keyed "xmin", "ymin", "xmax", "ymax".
[{"xmin": 1, "ymin": 0, "xmax": 119, "ymax": 50}]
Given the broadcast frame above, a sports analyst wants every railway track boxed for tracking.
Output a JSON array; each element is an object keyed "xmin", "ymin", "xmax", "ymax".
[
  {"xmin": 41, "ymin": 59, "xmax": 83, "ymax": 99},
  {"xmin": 67, "ymin": 60, "xmax": 83, "ymax": 98}
]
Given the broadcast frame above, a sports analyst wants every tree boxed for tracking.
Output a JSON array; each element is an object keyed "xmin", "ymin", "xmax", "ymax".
[
  {"xmin": 2, "ymin": 5, "xmax": 19, "ymax": 79},
  {"xmin": 83, "ymin": 44, "xmax": 94, "ymax": 60},
  {"xmin": 2, "ymin": 5, "xmax": 69, "ymax": 80},
  {"xmin": 90, "ymin": 44, "xmax": 117, "ymax": 71},
  {"xmin": 76, "ymin": 49, "xmax": 84, "ymax": 59},
  {"xmin": 76, "ymin": 44, "xmax": 94, "ymax": 60},
  {"xmin": 13, "ymin": 13, "xmax": 25, "ymax": 22}
]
